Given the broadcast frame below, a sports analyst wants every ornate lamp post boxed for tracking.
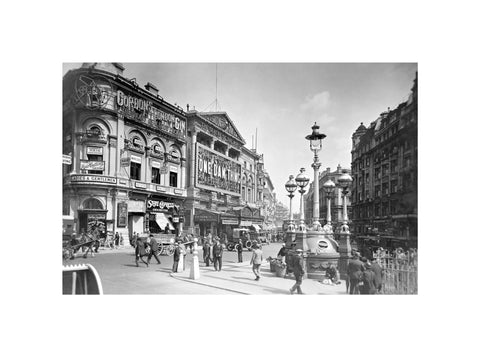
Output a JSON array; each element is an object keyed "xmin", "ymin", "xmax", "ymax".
[
  {"xmin": 305, "ymin": 122, "xmax": 326, "ymax": 230},
  {"xmin": 323, "ymin": 179, "xmax": 335, "ymax": 231},
  {"xmin": 337, "ymin": 170, "xmax": 353, "ymax": 232},
  {"xmin": 295, "ymin": 168, "xmax": 310, "ymax": 232},
  {"xmin": 285, "ymin": 175, "xmax": 298, "ymax": 232}
]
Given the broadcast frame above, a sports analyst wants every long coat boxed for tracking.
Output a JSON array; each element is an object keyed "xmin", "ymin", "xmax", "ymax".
[
  {"xmin": 291, "ymin": 254, "xmax": 305, "ymax": 277},
  {"xmin": 361, "ymin": 268, "xmax": 377, "ymax": 294},
  {"xmin": 148, "ymin": 238, "xmax": 159, "ymax": 253},
  {"xmin": 347, "ymin": 258, "xmax": 364, "ymax": 280},
  {"xmin": 212, "ymin": 243, "xmax": 223, "ymax": 258}
]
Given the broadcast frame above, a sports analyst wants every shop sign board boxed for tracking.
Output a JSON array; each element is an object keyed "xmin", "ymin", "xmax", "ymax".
[
  {"xmin": 130, "ymin": 155, "xmax": 142, "ymax": 164},
  {"xmin": 222, "ymin": 219, "xmax": 239, "ymax": 225},
  {"xmin": 117, "ymin": 202, "xmax": 128, "ymax": 227},
  {"xmin": 80, "ymin": 160, "xmax": 105, "ymax": 171},
  {"xmin": 240, "ymin": 220, "xmax": 252, "ymax": 226},
  {"xmin": 146, "ymin": 200, "xmax": 179, "ymax": 212},
  {"xmin": 70, "ymin": 175, "xmax": 117, "ymax": 184},
  {"xmin": 62, "ymin": 154, "xmax": 71, "ymax": 165},
  {"xmin": 135, "ymin": 182, "xmax": 147, "ymax": 189},
  {"xmin": 87, "ymin": 146, "xmax": 103, "ymax": 155},
  {"xmin": 196, "ymin": 143, "xmax": 241, "ymax": 195}
]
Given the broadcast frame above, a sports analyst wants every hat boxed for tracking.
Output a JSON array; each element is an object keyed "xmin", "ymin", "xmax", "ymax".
[
  {"xmin": 366, "ymin": 261, "xmax": 372, "ymax": 267},
  {"xmin": 295, "ymin": 249, "xmax": 303, "ymax": 252}
]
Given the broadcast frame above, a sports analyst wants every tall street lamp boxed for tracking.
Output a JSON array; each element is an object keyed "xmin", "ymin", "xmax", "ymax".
[
  {"xmin": 337, "ymin": 170, "xmax": 353, "ymax": 232},
  {"xmin": 305, "ymin": 122, "xmax": 326, "ymax": 230},
  {"xmin": 323, "ymin": 178, "xmax": 335, "ymax": 231},
  {"xmin": 285, "ymin": 175, "xmax": 297, "ymax": 232},
  {"xmin": 295, "ymin": 168, "xmax": 310, "ymax": 232}
]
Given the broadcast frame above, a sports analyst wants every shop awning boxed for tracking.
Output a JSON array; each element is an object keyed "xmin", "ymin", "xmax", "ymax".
[
  {"xmin": 251, "ymin": 224, "xmax": 262, "ymax": 231},
  {"xmin": 154, "ymin": 213, "xmax": 174, "ymax": 230}
]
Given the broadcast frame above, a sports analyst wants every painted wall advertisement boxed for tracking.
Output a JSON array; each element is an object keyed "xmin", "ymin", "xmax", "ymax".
[
  {"xmin": 80, "ymin": 160, "xmax": 105, "ymax": 171},
  {"xmin": 196, "ymin": 143, "xmax": 241, "ymax": 195},
  {"xmin": 117, "ymin": 202, "xmax": 127, "ymax": 227}
]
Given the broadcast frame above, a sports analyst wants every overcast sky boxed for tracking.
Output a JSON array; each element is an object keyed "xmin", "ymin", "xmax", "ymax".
[{"xmin": 63, "ymin": 63, "xmax": 417, "ymax": 207}]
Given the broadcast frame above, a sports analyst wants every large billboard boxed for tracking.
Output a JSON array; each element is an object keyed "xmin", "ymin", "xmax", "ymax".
[{"xmin": 196, "ymin": 143, "xmax": 241, "ymax": 196}]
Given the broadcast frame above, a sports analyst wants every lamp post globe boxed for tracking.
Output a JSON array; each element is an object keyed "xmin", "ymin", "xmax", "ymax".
[
  {"xmin": 305, "ymin": 123, "xmax": 326, "ymax": 230},
  {"xmin": 285, "ymin": 175, "xmax": 297, "ymax": 232},
  {"xmin": 295, "ymin": 168, "xmax": 310, "ymax": 232},
  {"xmin": 323, "ymin": 179, "xmax": 335, "ymax": 228},
  {"xmin": 337, "ymin": 170, "xmax": 352, "ymax": 228}
]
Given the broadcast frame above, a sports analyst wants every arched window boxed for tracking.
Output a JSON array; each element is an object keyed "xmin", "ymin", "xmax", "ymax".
[{"xmin": 83, "ymin": 198, "xmax": 104, "ymax": 210}]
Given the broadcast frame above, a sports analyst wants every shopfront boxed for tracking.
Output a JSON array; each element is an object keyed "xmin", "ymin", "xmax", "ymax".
[
  {"xmin": 194, "ymin": 208, "xmax": 220, "ymax": 237},
  {"xmin": 128, "ymin": 198, "xmax": 146, "ymax": 237},
  {"xmin": 145, "ymin": 198, "xmax": 183, "ymax": 235}
]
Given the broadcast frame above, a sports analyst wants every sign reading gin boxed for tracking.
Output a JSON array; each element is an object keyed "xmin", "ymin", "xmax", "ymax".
[{"xmin": 196, "ymin": 143, "xmax": 241, "ymax": 195}]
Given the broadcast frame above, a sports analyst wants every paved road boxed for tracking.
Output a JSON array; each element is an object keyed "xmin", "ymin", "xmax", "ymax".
[{"xmin": 63, "ymin": 242, "xmax": 286, "ymax": 294}]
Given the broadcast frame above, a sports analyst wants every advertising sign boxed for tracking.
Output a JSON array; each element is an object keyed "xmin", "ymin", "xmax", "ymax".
[
  {"xmin": 63, "ymin": 154, "xmax": 71, "ymax": 165},
  {"xmin": 130, "ymin": 155, "xmax": 142, "ymax": 164},
  {"xmin": 120, "ymin": 157, "xmax": 131, "ymax": 167},
  {"xmin": 86, "ymin": 146, "xmax": 103, "ymax": 155},
  {"xmin": 128, "ymin": 200, "xmax": 145, "ymax": 213},
  {"xmin": 146, "ymin": 200, "xmax": 179, "ymax": 212},
  {"xmin": 222, "ymin": 219, "xmax": 239, "ymax": 225},
  {"xmin": 80, "ymin": 160, "xmax": 105, "ymax": 171},
  {"xmin": 117, "ymin": 202, "xmax": 128, "ymax": 227},
  {"xmin": 70, "ymin": 175, "xmax": 116, "ymax": 184},
  {"xmin": 196, "ymin": 143, "xmax": 241, "ymax": 195}
]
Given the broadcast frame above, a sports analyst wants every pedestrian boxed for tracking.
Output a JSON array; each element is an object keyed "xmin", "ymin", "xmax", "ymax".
[
  {"xmin": 370, "ymin": 257, "xmax": 383, "ymax": 294},
  {"xmin": 146, "ymin": 234, "xmax": 161, "ymax": 265},
  {"xmin": 324, "ymin": 262, "xmax": 341, "ymax": 285},
  {"xmin": 360, "ymin": 261, "xmax": 377, "ymax": 294},
  {"xmin": 164, "ymin": 224, "xmax": 170, "ymax": 234},
  {"xmin": 135, "ymin": 237, "xmax": 149, "ymax": 267},
  {"xmin": 347, "ymin": 252, "xmax": 364, "ymax": 294},
  {"xmin": 289, "ymin": 249, "xmax": 305, "ymax": 294},
  {"xmin": 114, "ymin": 232, "xmax": 120, "ymax": 248},
  {"xmin": 277, "ymin": 243, "xmax": 287, "ymax": 264},
  {"xmin": 203, "ymin": 239, "xmax": 211, "ymax": 266},
  {"xmin": 172, "ymin": 242, "xmax": 181, "ymax": 272},
  {"xmin": 212, "ymin": 239, "xmax": 223, "ymax": 271},
  {"xmin": 250, "ymin": 244, "xmax": 263, "ymax": 280},
  {"xmin": 236, "ymin": 240, "xmax": 243, "ymax": 263}
]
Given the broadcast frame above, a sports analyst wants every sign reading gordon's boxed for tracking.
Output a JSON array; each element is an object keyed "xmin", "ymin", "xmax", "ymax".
[{"xmin": 69, "ymin": 175, "xmax": 117, "ymax": 184}]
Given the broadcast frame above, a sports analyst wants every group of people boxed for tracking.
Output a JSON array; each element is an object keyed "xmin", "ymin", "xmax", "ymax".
[
  {"xmin": 347, "ymin": 251, "xmax": 384, "ymax": 294},
  {"xmin": 201, "ymin": 234, "xmax": 226, "ymax": 271},
  {"xmin": 134, "ymin": 234, "xmax": 163, "ymax": 267}
]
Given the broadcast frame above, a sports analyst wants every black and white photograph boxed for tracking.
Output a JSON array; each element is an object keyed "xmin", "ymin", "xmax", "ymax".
[
  {"xmin": 62, "ymin": 62, "xmax": 418, "ymax": 295},
  {"xmin": 3, "ymin": 1, "xmax": 480, "ymax": 357}
]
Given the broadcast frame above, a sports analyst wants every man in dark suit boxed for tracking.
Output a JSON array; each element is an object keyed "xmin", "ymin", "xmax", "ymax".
[
  {"xmin": 289, "ymin": 249, "xmax": 305, "ymax": 294},
  {"xmin": 370, "ymin": 257, "xmax": 384, "ymax": 293},
  {"xmin": 203, "ymin": 239, "xmax": 212, "ymax": 266},
  {"xmin": 212, "ymin": 239, "xmax": 223, "ymax": 271},
  {"xmin": 135, "ymin": 237, "xmax": 149, "ymax": 267},
  {"xmin": 361, "ymin": 261, "xmax": 377, "ymax": 294},
  {"xmin": 146, "ymin": 235, "xmax": 161, "ymax": 265},
  {"xmin": 347, "ymin": 252, "xmax": 364, "ymax": 294},
  {"xmin": 172, "ymin": 242, "xmax": 181, "ymax": 272}
]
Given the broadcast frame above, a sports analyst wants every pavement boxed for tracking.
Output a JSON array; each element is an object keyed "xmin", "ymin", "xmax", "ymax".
[
  {"xmin": 67, "ymin": 243, "xmax": 347, "ymax": 294},
  {"xmin": 171, "ymin": 257, "xmax": 347, "ymax": 295}
]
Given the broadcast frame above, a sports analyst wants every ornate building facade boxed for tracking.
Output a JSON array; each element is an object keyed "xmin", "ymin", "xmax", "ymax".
[
  {"xmin": 350, "ymin": 73, "xmax": 417, "ymax": 245},
  {"xmin": 63, "ymin": 63, "xmax": 188, "ymax": 239}
]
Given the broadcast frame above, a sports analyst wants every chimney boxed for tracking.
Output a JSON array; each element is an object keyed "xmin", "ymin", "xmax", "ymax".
[
  {"xmin": 145, "ymin": 82, "xmax": 159, "ymax": 95},
  {"xmin": 186, "ymin": 104, "xmax": 190, "ymax": 111},
  {"xmin": 81, "ymin": 62, "xmax": 124, "ymax": 76}
]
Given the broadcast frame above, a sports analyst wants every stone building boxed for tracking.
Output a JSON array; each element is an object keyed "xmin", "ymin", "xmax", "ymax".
[
  {"xmin": 63, "ymin": 63, "xmax": 188, "ymax": 239},
  {"xmin": 350, "ymin": 73, "xmax": 417, "ymax": 246}
]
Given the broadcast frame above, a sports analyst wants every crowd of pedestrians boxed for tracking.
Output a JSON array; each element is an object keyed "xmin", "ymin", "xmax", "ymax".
[{"xmin": 347, "ymin": 250, "xmax": 384, "ymax": 294}]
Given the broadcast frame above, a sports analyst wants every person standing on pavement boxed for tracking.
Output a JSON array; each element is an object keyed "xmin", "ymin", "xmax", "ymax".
[
  {"xmin": 172, "ymin": 242, "xmax": 181, "ymax": 272},
  {"xmin": 347, "ymin": 252, "xmax": 364, "ymax": 294},
  {"xmin": 250, "ymin": 244, "xmax": 263, "ymax": 280},
  {"xmin": 289, "ymin": 249, "xmax": 305, "ymax": 294},
  {"xmin": 146, "ymin": 234, "xmax": 161, "ymax": 265},
  {"xmin": 236, "ymin": 240, "xmax": 243, "ymax": 263},
  {"xmin": 203, "ymin": 239, "xmax": 211, "ymax": 266},
  {"xmin": 277, "ymin": 243, "xmax": 287, "ymax": 264},
  {"xmin": 212, "ymin": 239, "xmax": 223, "ymax": 271},
  {"xmin": 135, "ymin": 237, "xmax": 149, "ymax": 267},
  {"xmin": 360, "ymin": 261, "xmax": 377, "ymax": 294},
  {"xmin": 370, "ymin": 257, "xmax": 384, "ymax": 294}
]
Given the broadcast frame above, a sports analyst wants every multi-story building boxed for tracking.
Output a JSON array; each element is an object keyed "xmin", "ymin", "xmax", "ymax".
[
  {"xmin": 350, "ymin": 73, "xmax": 417, "ymax": 245},
  {"xmin": 63, "ymin": 63, "xmax": 188, "ymax": 239},
  {"xmin": 183, "ymin": 110, "xmax": 265, "ymax": 238},
  {"xmin": 304, "ymin": 165, "xmax": 352, "ymax": 229}
]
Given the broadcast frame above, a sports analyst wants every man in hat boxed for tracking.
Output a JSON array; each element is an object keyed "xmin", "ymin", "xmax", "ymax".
[
  {"xmin": 146, "ymin": 234, "xmax": 161, "ymax": 265},
  {"xmin": 370, "ymin": 257, "xmax": 383, "ymax": 293},
  {"xmin": 360, "ymin": 261, "xmax": 377, "ymax": 294},
  {"xmin": 212, "ymin": 239, "xmax": 224, "ymax": 271},
  {"xmin": 203, "ymin": 238, "xmax": 212, "ymax": 266},
  {"xmin": 347, "ymin": 251, "xmax": 364, "ymax": 294},
  {"xmin": 172, "ymin": 242, "xmax": 181, "ymax": 272},
  {"xmin": 135, "ymin": 237, "xmax": 149, "ymax": 267},
  {"xmin": 289, "ymin": 249, "xmax": 305, "ymax": 294}
]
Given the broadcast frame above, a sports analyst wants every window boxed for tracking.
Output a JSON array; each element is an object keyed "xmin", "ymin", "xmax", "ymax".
[
  {"xmin": 152, "ymin": 167, "xmax": 161, "ymax": 184},
  {"xmin": 169, "ymin": 171, "xmax": 178, "ymax": 187},
  {"xmin": 130, "ymin": 162, "xmax": 141, "ymax": 180},
  {"xmin": 87, "ymin": 154, "xmax": 103, "ymax": 174}
]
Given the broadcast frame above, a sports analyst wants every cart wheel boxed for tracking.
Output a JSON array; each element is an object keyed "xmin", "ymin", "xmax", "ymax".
[
  {"xmin": 166, "ymin": 245, "xmax": 175, "ymax": 256},
  {"xmin": 245, "ymin": 240, "xmax": 252, "ymax": 251},
  {"xmin": 158, "ymin": 242, "xmax": 164, "ymax": 255},
  {"xmin": 227, "ymin": 243, "xmax": 235, "ymax": 251},
  {"xmin": 234, "ymin": 243, "xmax": 241, "ymax": 251}
]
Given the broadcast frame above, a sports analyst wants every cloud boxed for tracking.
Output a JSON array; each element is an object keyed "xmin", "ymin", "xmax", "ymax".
[{"xmin": 300, "ymin": 91, "xmax": 331, "ymax": 114}]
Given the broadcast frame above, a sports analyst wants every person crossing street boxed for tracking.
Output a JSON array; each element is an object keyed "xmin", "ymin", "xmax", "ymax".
[
  {"xmin": 146, "ymin": 234, "xmax": 161, "ymax": 265},
  {"xmin": 289, "ymin": 249, "xmax": 305, "ymax": 294}
]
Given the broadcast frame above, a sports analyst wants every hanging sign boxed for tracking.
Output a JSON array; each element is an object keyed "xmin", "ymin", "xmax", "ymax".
[
  {"xmin": 63, "ymin": 154, "xmax": 72, "ymax": 165},
  {"xmin": 120, "ymin": 157, "xmax": 131, "ymax": 167}
]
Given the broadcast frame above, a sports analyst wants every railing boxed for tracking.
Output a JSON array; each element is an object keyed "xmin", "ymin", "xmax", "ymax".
[{"xmin": 375, "ymin": 252, "xmax": 417, "ymax": 294}]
